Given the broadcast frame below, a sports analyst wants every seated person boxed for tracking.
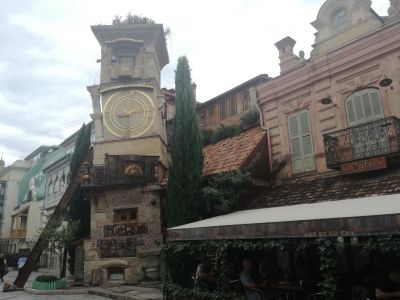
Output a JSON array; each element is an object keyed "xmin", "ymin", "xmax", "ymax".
[
  {"xmin": 375, "ymin": 267, "xmax": 400, "ymax": 299},
  {"xmin": 259, "ymin": 256, "xmax": 273, "ymax": 282},
  {"xmin": 195, "ymin": 257, "xmax": 217, "ymax": 292},
  {"xmin": 241, "ymin": 258, "xmax": 275, "ymax": 300}
]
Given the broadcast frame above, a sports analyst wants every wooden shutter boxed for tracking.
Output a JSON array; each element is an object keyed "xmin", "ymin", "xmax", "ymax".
[
  {"xmin": 346, "ymin": 89, "xmax": 384, "ymax": 127},
  {"xmin": 288, "ymin": 110, "xmax": 315, "ymax": 174}
]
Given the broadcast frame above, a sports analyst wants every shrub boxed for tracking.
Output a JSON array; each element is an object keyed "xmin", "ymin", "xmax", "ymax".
[{"xmin": 35, "ymin": 275, "xmax": 58, "ymax": 282}]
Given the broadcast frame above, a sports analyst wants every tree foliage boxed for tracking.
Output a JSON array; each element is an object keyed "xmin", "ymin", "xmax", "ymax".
[
  {"xmin": 112, "ymin": 13, "xmax": 155, "ymax": 25},
  {"xmin": 68, "ymin": 123, "xmax": 92, "ymax": 184},
  {"xmin": 202, "ymin": 154, "xmax": 259, "ymax": 216},
  {"xmin": 202, "ymin": 171, "xmax": 252, "ymax": 216},
  {"xmin": 66, "ymin": 123, "xmax": 91, "ymax": 275},
  {"xmin": 40, "ymin": 218, "xmax": 79, "ymax": 278},
  {"xmin": 167, "ymin": 56, "xmax": 203, "ymax": 227},
  {"xmin": 201, "ymin": 110, "xmax": 260, "ymax": 146}
]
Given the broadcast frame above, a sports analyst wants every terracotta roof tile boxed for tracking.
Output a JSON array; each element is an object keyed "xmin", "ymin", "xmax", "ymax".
[
  {"xmin": 202, "ymin": 127, "xmax": 267, "ymax": 176},
  {"xmin": 250, "ymin": 165, "xmax": 400, "ymax": 209}
]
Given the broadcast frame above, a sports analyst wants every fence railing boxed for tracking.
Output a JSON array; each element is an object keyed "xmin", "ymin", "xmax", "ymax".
[{"xmin": 323, "ymin": 117, "xmax": 400, "ymax": 169}]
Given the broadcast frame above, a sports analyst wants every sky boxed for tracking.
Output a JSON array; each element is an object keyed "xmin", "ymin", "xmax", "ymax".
[{"xmin": 0, "ymin": 0, "xmax": 390, "ymax": 165}]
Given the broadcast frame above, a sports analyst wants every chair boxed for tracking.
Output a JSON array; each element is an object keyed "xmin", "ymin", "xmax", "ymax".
[
  {"xmin": 245, "ymin": 287, "xmax": 266, "ymax": 300},
  {"xmin": 352, "ymin": 285, "xmax": 373, "ymax": 300}
]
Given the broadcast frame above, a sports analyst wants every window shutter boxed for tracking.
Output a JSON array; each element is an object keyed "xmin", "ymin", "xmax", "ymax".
[
  {"xmin": 346, "ymin": 89, "xmax": 384, "ymax": 127},
  {"xmin": 288, "ymin": 111, "xmax": 315, "ymax": 174},
  {"xmin": 346, "ymin": 100, "xmax": 356, "ymax": 125},
  {"xmin": 369, "ymin": 89, "xmax": 384, "ymax": 118},
  {"xmin": 288, "ymin": 114, "xmax": 303, "ymax": 173},
  {"xmin": 362, "ymin": 93, "xmax": 373, "ymax": 119},
  {"xmin": 299, "ymin": 110, "xmax": 315, "ymax": 171}
]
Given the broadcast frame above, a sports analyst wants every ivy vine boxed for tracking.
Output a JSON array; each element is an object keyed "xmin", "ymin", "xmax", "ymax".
[{"xmin": 318, "ymin": 238, "xmax": 338, "ymax": 300}]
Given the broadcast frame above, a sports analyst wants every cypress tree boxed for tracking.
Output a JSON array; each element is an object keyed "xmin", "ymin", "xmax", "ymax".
[{"xmin": 167, "ymin": 56, "xmax": 203, "ymax": 227}]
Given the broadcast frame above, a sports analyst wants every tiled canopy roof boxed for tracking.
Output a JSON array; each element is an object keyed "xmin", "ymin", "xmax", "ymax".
[
  {"xmin": 250, "ymin": 165, "xmax": 400, "ymax": 209},
  {"xmin": 202, "ymin": 127, "xmax": 267, "ymax": 176}
]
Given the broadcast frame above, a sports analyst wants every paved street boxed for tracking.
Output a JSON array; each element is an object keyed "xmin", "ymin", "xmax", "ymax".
[
  {"xmin": 0, "ymin": 291, "xmax": 107, "ymax": 300},
  {"xmin": 0, "ymin": 271, "xmax": 163, "ymax": 299}
]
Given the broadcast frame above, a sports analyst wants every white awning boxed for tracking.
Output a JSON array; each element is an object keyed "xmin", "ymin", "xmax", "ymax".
[{"xmin": 170, "ymin": 194, "xmax": 400, "ymax": 230}]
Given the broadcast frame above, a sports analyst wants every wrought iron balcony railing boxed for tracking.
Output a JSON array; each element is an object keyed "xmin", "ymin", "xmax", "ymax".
[
  {"xmin": 323, "ymin": 117, "xmax": 400, "ymax": 169},
  {"xmin": 103, "ymin": 222, "xmax": 148, "ymax": 238},
  {"xmin": 81, "ymin": 155, "xmax": 160, "ymax": 187}
]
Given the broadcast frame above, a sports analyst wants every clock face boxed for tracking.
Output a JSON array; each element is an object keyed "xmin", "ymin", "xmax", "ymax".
[
  {"xmin": 332, "ymin": 8, "xmax": 349, "ymax": 31},
  {"xmin": 103, "ymin": 90, "xmax": 155, "ymax": 138}
]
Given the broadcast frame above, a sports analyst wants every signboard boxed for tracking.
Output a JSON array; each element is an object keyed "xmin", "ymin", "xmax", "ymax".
[
  {"xmin": 341, "ymin": 156, "xmax": 387, "ymax": 174},
  {"xmin": 96, "ymin": 238, "xmax": 136, "ymax": 258}
]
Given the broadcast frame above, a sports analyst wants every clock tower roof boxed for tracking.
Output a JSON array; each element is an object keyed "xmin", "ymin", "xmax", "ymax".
[
  {"xmin": 91, "ymin": 24, "xmax": 169, "ymax": 69},
  {"xmin": 310, "ymin": 0, "xmax": 384, "ymax": 58}
]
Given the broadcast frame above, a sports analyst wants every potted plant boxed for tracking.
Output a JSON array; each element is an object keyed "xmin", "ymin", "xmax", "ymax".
[{"xmin": 32, "ymin": 275, "xmax": 66, "ymax": 291}]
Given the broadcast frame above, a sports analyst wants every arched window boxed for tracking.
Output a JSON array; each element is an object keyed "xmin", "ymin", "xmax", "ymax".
[{"xmin": 345, "ymin": 88, "xmax": 384, "ymax": 127}]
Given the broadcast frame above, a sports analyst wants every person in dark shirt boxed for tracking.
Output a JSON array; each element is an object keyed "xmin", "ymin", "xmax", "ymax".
[
  {"xmin": 240, "ymin": 258, "xmax": 268, "ymax": 300},
  {"xmin": 195, "ymin": 257, "xmax": 217, "ymax": 292},
  {"xmin": 375, "ymin": 268, "xmax": 400, "ymax": 299}
]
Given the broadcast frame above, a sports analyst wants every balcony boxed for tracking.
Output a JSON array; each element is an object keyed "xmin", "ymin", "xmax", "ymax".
[
  {"xmin": 110, "ymin": 64, "xmax": 134, "ymax": 79},
  {"xmin": 81, "ymin": 155, "xmax": 159, "ymax": 187},
  {"xmin": 323, "ymin": 117, "xmax": 400, "ymax": 170},
  {"xmin": 103, "ymin": 222, "xmax": 148, "ymax": 238},
  {"xmin": 10, "ymin": 229, "xmax": 27, "ymax": 238}
]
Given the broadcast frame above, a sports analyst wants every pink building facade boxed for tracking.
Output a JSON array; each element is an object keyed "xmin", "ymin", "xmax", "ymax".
[{"xmin": 258, "ymin": 0, "xmax": 400, "ymax": 179}]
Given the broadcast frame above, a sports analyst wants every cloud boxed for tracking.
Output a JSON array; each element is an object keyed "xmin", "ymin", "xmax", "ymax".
[{"xmin": 0, "ymin": 0, "xmax": 390, "ymax": 165}]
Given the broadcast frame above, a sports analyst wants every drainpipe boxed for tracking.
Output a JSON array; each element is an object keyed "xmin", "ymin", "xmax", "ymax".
[{"xmin": 250, "ymin": 87, "xmax": 274, "ymax": 175}]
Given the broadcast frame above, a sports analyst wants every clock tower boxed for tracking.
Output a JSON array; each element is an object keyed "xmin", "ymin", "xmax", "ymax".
[{"xmin": 84, "ymin": 24, "xmax": 169, "ymax": 285}]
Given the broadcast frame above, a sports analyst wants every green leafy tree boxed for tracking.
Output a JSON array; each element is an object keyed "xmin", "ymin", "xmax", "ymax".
[
  {"xmin": 40, "ymin": 218, "xmax": 79, "ymax": 278},
  {"xmin": 65, "ymin": 123, "xmax": 91, "ymax": 275},
  {"xmin": 167, "ymin": 56, "xmax": 203, "ymax": 227}
]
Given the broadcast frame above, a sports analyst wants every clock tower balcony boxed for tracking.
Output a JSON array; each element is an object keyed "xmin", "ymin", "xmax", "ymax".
[
  {"xmin": 81, "ymin": 154, "xmax": 162, "ymax": 188},
  {"xmin": 109, "ymin": 64, "xmax": 144, "ymax": 80}
]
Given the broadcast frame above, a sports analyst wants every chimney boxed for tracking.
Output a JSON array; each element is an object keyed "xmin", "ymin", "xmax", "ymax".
[{"xmin": 274, "ymin": 36, "xmax": 300, "ymax": 74}]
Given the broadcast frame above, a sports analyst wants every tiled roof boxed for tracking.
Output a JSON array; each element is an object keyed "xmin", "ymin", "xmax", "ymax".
[
  {"xmin": 202, "ymin": 127, "xmax": 267, "ymax": 176},
  {"xmin": 250, "ymin": 165, "xmax": 400, "ymax": 209}
]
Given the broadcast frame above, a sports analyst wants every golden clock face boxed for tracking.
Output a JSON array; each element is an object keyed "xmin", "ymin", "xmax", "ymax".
[{"xmin": 103, "ymin": 90, "xmax": 155, "ymax": 138}]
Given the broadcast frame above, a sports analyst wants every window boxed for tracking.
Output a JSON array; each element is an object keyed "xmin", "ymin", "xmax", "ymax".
[
  {"xmin": 114, "ymin": 208, "xmax": 138, "ymax": 223},
  {"xmin": 345, "ymin": 88, "xmax": 384, "ymax": 127},
  {"xmin": 220, "ymin": 101, "xmax": 227, "ymax": 120},
  {"xmin": 47, "ymin": 178, "xmax": 53, "ymax": 196},
  {"xmin": 229, "ymin": 96, "xmax": 237, "ymax": 116},
  {"xmin": 288, "ymin": 110, "xmax": 316, "ymax": 174},
  {"xmin": 60, "ymin": 171, "xmax": 66, "ymax": 190},
  {"xmin": 53, "ymin": 175, "xmax": 59, "ymax": 194},
  {"xmin": 112, "ymin": 44, "xmax": 139, "ymax": 66},
  {"xmin": 208, "ymin": 105, "xmax": 215, "ymax": 124},
  {"xmin": 66, "ymin": 146, "xmax": 74, "ymax": 155},
  {"xmin": 200, "ymin": 112, "xmax": 206, "ymax": 127},
  {"xmin": 243, "ymin": 91, "xmax": 250, "ymax": 111}
]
